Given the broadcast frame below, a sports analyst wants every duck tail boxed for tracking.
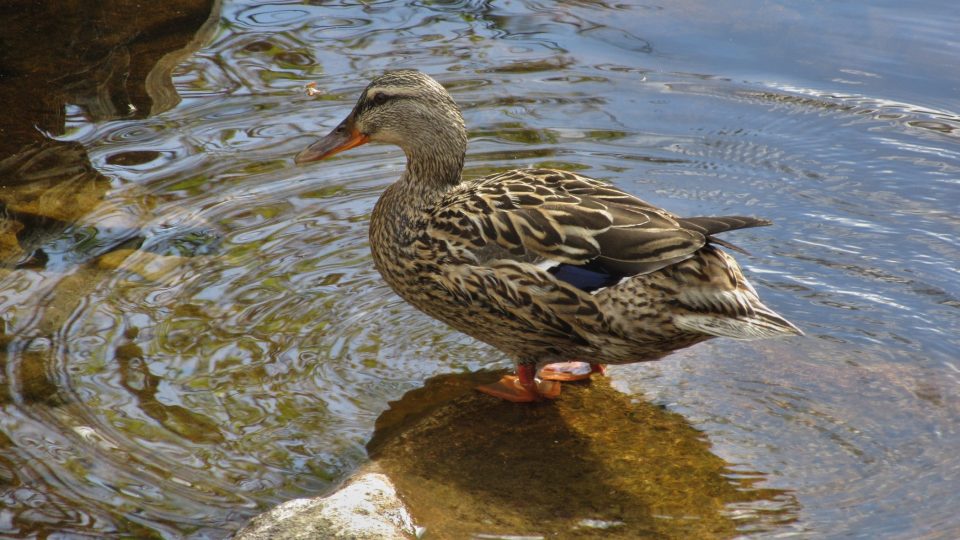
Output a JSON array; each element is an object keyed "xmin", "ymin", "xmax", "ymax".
[
  {"xmin": 737, "ymin": 299, "xmax": 805, "ymax": 338},
  {"xmin": 668, "ymin": 245, "xmax": 803, "ymax": 340},
  {"xmin": 674, "ymin": 296, "xmax": 804, "ymax": 340}
]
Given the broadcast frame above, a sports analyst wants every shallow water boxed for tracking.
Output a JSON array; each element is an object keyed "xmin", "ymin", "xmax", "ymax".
[{"xmin": 1, "ymin": 0, "xmax": 958, "ymax": 538}]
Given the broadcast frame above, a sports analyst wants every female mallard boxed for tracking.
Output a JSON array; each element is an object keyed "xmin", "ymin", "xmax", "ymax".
[{"xmin": 296, "ymin": 70, "xmax": 801, "ymax": 402}]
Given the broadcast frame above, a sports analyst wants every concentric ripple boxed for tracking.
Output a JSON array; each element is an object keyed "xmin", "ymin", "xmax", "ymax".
[{"xmin": 1, "ymin": 0, "xmax": 957, "ymax": 538}]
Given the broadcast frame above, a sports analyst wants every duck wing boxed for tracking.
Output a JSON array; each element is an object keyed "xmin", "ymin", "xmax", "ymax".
[{"xmin": 430, "ymin": 168, "xmax": 769, "ymax": 282}]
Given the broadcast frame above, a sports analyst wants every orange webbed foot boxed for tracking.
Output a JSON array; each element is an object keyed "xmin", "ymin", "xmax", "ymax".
[{"xmin": 476, "ymin": 375, "xmax": 560, "ymax": 402}]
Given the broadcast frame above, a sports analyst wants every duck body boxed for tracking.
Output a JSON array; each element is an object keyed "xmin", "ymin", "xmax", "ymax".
[
  {"xmin": 371, "ymin": 167, "xmax": 790, "ymax": 364},
  {"xmin": 297, "ymin": 70, "xmax": 801, "ymax": 401}
]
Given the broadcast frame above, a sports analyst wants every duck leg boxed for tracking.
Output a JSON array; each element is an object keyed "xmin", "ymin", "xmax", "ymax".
[
  {"xmin": 538, "ymin": 361, "xmax": 606, "ymax": 382},
  {"xmin": 476, "ymin": 363, "xmax": 561, "ymax": 402}
]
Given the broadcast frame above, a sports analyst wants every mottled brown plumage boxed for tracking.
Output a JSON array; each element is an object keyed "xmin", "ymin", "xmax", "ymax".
[{"xmin": 296, "ymin": 70, "xmax": 801, "ymax": 401}]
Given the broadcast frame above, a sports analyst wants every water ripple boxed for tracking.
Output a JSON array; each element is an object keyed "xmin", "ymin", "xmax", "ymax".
[{"xmin": 3, "ymin": 0, "xmax": 958, "ymax": 538}]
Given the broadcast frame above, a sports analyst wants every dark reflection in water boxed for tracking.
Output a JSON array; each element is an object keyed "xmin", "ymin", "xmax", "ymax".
[
  {"xmin": 0, "ymin": 0, "xmax": 957, "ymax": 538},
  {"xmin": 106, "ymin": 150, "xmax": 165, "ymax": 167},
  {"xmin": 116, "ymin": 336, "xmax": 226, "ymax": 444},
  {"xmin": 370, "ymin": 372, "xmax": 798, "ymax": 538}
]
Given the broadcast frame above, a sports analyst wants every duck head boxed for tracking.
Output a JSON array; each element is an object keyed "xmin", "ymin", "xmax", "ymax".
[{"xmin": 294, "ymin": 70, "xmax": 467, "ymax": 168}]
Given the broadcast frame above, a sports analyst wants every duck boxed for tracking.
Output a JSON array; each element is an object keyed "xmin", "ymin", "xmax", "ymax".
[{"xmin": 295, "ymin": 70, "xmax": 802, "ymax": 402}]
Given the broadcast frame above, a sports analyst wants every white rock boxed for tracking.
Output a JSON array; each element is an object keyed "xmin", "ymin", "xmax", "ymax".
[{"xmin": 235, "ymin": 472, "xmax": 420, "ymax": 540}]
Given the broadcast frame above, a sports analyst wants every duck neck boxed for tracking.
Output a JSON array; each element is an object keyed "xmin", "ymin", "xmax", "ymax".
[{"xmin": 396, "ymin": 121, "xmax": 467, "ymax": 204}]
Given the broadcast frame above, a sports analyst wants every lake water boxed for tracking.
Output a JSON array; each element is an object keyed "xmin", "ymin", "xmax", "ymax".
[{"xmin": 0, "ymin": 0, "xmax": 957, "ymax": 538}]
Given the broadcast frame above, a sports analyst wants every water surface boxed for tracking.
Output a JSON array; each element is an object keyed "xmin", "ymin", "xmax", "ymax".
[{"xmin": 0, "ymin": 0, "xmax": 957, "ymax": 538}]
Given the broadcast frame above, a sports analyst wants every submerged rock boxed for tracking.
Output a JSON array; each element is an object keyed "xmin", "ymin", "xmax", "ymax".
[
  {"xmin": 239, "ymin": 372, "xmax": 797, "ymax": 539},
  {"xmin": 235, "ymin": 471, "xmax": 421, "ymax": 540}
]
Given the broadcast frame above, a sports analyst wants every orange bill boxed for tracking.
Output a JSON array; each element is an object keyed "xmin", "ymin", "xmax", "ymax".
[{"xmin": 294, "ymin": 118, "xmax": 369, "ymax": 164}]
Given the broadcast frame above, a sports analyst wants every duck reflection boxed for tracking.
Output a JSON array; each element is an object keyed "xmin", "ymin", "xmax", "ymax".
[{"xmin": 369, "ymin": 371, "xmax": 799, "ymax": 539}]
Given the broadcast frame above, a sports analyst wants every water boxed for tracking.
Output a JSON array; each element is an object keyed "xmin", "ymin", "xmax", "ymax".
[{"xmin": 1, "ymin": 0, "xmax": 958, "ymax": 537}]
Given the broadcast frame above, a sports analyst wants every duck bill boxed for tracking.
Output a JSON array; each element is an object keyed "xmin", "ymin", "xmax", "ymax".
[{"xmin": 294, "ymin": 118, "xmax": 369, "ymax": 164}]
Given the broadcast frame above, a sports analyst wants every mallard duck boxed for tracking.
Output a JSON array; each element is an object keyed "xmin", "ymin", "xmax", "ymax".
[{"xmin": 295, "ymin": 70, "xmax": 802, "ymax": 402}]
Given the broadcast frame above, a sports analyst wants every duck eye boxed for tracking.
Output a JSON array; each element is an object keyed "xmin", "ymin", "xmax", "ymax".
[{"xmin": 370, "ymin": 92, "xmax": 390, "ymax": 106}]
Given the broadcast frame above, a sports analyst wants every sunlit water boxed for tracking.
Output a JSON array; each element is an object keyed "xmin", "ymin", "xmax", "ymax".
[{"xmin": 1, "ymin": 0, "xmax": 958, "ymax": 538}]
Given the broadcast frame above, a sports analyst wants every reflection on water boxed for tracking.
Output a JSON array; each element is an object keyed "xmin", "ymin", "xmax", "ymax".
[
  {"xmin": 0, "ymin": 0, "xmax": 958, "ymax": 538},
  {"xmin": 370, "ymin": 372, "xmax": 798, "ymax": 538}
]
